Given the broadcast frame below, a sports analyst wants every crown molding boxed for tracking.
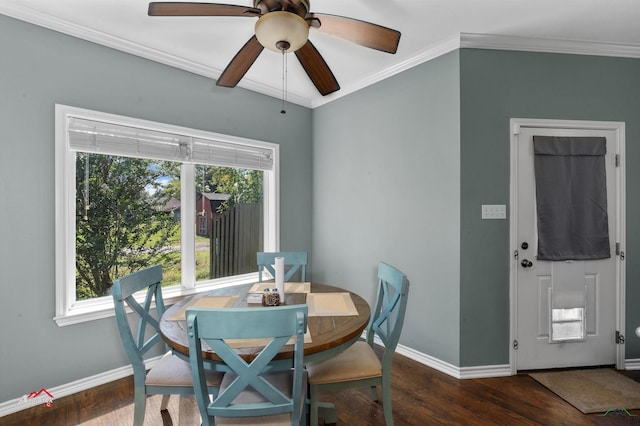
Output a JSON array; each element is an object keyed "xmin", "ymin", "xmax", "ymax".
[
  {"xmin": 3, "ymin": 1, "xmax": 639, "ymax": 109},
  {"xmin": 0, "ymin": 2, "xmax": 313, "ymax": 108},
  {"xmin": 310, "ymin": 36, "xmax": 461, "ymax": 108},
  {"xmin": 0, "ymin": 3, "xmax": 215, "ymax": 79},
  {"xmin": 460, "ymin": 32, "xmax": 640, "ymax": 59},
  {"xmin": 314, "ymin": 32, "xmax": 640, "ymax": 108}
]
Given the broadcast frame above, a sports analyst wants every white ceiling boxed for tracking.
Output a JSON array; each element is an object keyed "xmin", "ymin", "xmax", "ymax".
[{"xmin": 2, "ymin": 0, "xmax": 640, "ymax": 108}]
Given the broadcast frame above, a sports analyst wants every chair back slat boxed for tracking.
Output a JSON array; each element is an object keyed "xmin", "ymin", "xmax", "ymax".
[
  {"xmin": 112, "ymin": 265, "xmax": 165, "ymax": 365},
  {"xmin": 187, "ymin": 305, "xmax": 307, "ymax": 424},
  {"xmin": 367, "ymin": 262, "xmax": 410, "ymax": 355},
  {"xmin": 257, "ymin": 252, "xmax": 308, "ymax": 282}
]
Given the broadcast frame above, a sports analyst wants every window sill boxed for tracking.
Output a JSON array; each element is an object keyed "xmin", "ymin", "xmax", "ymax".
[{"xmin": 54, "ymin": 273, "xmax": 259, "ymax": 327}]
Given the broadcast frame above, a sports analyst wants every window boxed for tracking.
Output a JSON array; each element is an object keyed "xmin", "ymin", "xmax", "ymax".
[{"xmin": 55, "ymin": 105, "xmax": 279, "ymax": 325}]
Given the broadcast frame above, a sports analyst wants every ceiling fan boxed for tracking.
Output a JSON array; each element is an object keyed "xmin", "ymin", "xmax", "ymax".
[{"xmin": 148, "ymin": 1, "xmax": 401, "ymax": 96}]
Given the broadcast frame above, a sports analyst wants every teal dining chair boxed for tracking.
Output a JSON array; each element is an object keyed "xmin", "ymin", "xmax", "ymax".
[
  {"xmin": 306, "ymin": 262, "xmax": 410, "ymax": 426},
  {"xmin": 186, "ymin": 305, "xmax": 308, "ymax": 425},
  {"xmin": 257, "ymin": 251, "xmax": 308, "ymax": 282},
  {"xmin": 112, "ymin": 265, "xmax": 223, "ymax": 426}
]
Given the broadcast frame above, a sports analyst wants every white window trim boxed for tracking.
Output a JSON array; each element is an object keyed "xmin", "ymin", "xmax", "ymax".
[{"xmin": 54, "ymin": 104, "xmax": 280, "ymax": 326}]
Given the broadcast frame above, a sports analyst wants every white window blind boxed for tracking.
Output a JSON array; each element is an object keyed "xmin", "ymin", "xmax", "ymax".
[{"xmin": 67, "ymin": 117, "xmax": 274, "ymax": 171}]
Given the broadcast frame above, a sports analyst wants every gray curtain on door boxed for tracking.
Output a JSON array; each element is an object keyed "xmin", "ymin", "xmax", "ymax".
[{"xmin": 533, "ymin": 136, "xmax": 610, "ymax": 261}]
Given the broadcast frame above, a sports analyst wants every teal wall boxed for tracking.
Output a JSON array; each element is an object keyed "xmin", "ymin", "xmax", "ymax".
[
  {"xmin": 0, "ymin": 15, "xmax": 312, "ymax": 403},
  {"xmin": 459, "ymin": 48, "xmax": 640, "ymax": 366},
  {"xmin": 312, "ymin": 47, "xmax": 640, "ymax": 369},
  {"xmin": 312, "ymin": 52, "xmax": 462, "ymax": 365}
]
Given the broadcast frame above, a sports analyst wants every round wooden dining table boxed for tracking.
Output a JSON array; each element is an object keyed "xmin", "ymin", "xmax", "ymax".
[{"xmin": 159, "ymin": 282, "xmax": 371, "ymax": 364}]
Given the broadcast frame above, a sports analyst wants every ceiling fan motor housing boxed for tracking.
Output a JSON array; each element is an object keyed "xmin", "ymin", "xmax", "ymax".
[{"xmin": 254, "ymin": 0, "xmax": 310, "ymax": 18}]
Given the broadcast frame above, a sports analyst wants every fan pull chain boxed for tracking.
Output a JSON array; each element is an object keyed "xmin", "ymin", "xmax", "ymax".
[{"xmin": 281, "ymin": 48, "xmax": 287, "ymax": 114}]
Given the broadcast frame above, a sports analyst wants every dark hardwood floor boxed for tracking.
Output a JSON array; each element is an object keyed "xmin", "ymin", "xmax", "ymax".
[{"xmin": 4, "ymin": 350, "xmax": 640, "ymax": 425}]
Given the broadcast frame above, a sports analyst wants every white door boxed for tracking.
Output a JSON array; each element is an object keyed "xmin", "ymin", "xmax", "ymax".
[{"xmin": 511, "ymin": 119, "xmax": 625, "ymax": 371}]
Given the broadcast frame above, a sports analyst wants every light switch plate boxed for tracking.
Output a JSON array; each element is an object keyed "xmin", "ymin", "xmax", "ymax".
[{"xmin": 482, "ymin": 204, "xmax": 506, "ymax": 219}]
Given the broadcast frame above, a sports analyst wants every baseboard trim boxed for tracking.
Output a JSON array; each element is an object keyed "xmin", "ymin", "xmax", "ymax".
[
  {"xmin": 394, "ymin": 343, "xmax": 511, "ymax": 379},
  {"xmin": 4, "ymin": 348, "xmax": 637, "ymax": 417},
  {"xmin": 0, "ymin": 355, "xmax": 162, "ymax": 418},
  {"xmin": 625, "ymin": 358, "xmax": 640, "ymax": 370},
  {"xmin": 368, "ymin": 333, "xmax": 511, "ymax": 379}
]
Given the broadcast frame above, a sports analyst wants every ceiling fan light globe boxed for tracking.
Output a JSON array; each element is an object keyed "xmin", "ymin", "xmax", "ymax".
[{"xmin": 255, "ymin": 11, "xmax": 309, "ymax": 53}]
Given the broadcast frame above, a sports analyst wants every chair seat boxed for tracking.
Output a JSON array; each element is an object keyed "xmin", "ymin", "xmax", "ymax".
[
  {"xmin": 146, "ymin": 351, "xmax": 224, "ymax": 387},
  {"xmin": 215, "ymin": 370, "xmax": 308, "ymax": 425},
  {"xmin": 307, "ymin": 341, "xmax": 382, "ymax": 385}
]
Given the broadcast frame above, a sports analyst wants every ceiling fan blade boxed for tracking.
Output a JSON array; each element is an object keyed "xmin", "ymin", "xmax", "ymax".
[
  {"xmin": 294, "ymin": 40, "xmax": 340, "ymax": 96},
  {"xmin": 217, "ymin": 35, "xmax": 264, "ymax": 88},
  {"xmin": 148, "ymin": 2, "xmax": 261, "ymax": 17},
  {"xmin": 308, "ymin": 13, "xmax": 400, "ymax": 54}
]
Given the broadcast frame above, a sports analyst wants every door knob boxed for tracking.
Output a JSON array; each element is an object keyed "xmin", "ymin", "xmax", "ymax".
[{"xmin": 521, "ymin": 259, "xmax": 533, "ymax": 268}]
